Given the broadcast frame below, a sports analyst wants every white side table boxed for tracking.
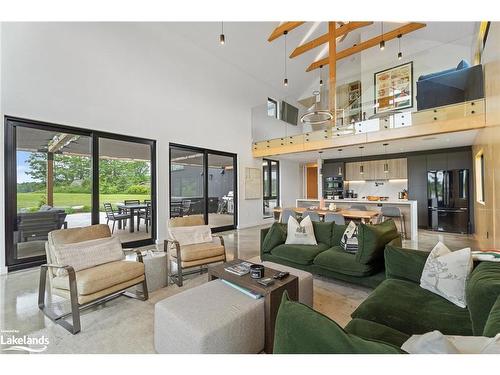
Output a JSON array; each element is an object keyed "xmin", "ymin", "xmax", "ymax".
[{"xmin": 136, "ymin": 250, "xmax": 168, "ymax": 292}]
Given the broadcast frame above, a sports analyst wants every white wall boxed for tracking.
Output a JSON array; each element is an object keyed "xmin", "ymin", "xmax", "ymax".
[
  {"xmin": 0, "ymin": 22, "xmax": 302, "ymax": 270},
  {"xmin": 278, "ymin": 159, "xmax": 303, "ymax": 207},
  {"xmin": 0, "ymin": 23, "xmax": 5, "ymax": 274}
]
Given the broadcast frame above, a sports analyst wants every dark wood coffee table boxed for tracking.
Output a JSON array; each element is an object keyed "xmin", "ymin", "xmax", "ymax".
[{"xmin": 208, "ymin": 259, "xmax": 298, "ymax": 353}]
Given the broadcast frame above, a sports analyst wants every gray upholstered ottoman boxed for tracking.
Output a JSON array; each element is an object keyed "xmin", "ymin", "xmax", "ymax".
[
  {"xmin": 154, "ymin": 280, "xmax": 265, "ymax": 353},
  {"xmin": 261, "ymin": 261, "xmax": 314, "ymax": 307}
]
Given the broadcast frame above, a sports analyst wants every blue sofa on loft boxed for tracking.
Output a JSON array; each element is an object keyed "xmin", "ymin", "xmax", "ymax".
[{"xmin": 416, "ymin": 60, "xmax": 484, "ymax": 111}]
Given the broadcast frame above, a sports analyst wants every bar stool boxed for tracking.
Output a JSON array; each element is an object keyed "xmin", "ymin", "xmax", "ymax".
[
  {"xmin": 381, "ymin": 206, "xmax": 406, "ymax": 239},
  {"xmin": 302, "ymin": 210, "xmax": 320, "ymax": 222}
]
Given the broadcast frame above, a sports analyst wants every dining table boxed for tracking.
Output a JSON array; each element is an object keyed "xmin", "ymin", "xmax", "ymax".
[
  {"xmin": 116, "ymin": 203, "xmax": 148, "ymax": 233},
  {"xmin": 273, "ymin": 207, "xmax": 380, "ymax": 224}
]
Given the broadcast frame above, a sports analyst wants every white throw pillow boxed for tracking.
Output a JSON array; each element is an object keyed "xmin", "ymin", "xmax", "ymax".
[
  {"xmin": 420, "ymin": 241, "xmax": 473, "ymax": 308},
  {"xmin": 402, "ymin": 330, "xmax": 500, "ymax": 354},
  {"xmin": 285, "ymin": 216, "xmax": 317, "ymax": 245},
  {"xmin": 52, "ymin": 236, "xmax": 124, "ymax": 276},
  {"xmin": 168, "ymin": 225, "xmax": 213, "ymax": 246}
]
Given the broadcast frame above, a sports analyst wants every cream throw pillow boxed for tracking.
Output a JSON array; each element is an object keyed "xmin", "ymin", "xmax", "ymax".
[
  {"xmin": 420, "ymin": 241, "xmax": 473, "ymax": 308},
  {"xmin": 285, "ymin": 216, "xmax": 317, "ymax": 245},
  {"xmin": 52, "ymin": 236, "xmax": 124, "ymax": 276},
  {"xmin": 168, "ymin": 225, "xmax": 213, "ymax": 246},
  {"xmin": 402, "ymin": 330, "xmax": 500, "ymax": 354}
]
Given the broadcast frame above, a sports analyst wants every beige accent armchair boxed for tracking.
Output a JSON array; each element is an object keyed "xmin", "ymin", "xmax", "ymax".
[
  {"xmin": 165, "ymin": 216, "xmax": 226, "ymax": 287},
  {"xmin": 38, "ymin": 224, "xmax": 148, "ymax": 334}
]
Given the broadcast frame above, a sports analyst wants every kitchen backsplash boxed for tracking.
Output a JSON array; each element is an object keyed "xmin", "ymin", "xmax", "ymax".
[{"xmin": 345, "ymin": 180, "xmax": 408, "ymax": 200}]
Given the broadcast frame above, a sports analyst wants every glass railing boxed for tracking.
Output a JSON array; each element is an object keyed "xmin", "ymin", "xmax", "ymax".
[{"xmin": 252, "ymin": 31, "xmax": 486, "ymax": 153}]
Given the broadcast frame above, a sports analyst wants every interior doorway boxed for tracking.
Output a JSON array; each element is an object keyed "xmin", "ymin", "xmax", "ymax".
[{"xmin": 306, "ymin": 163, "xmax": 318, "ymax": 199}]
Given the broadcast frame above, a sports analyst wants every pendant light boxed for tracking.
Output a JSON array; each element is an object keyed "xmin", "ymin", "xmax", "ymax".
[
  {"xmin": 300, "ymin": 63, "xmax": 333, "ymax": 126},
  {"xmin": 319, "ymin": 65, "xmax": 323, "ymax": 87},
  {"xmin": 397, "ymin": 34, "xmax": 402, "ymax": 60},
  {"xmin": 337, "ymin": 149, "xmax": 343, "ymax": 176},
  {"xmin": 219, "ymin": 21, "xmax": 225, "ymax": 45},
  {"xmin": 379, "ymin": 22, "xmax": 385, "ymax": 50},
  {"xmin": 383, "ymin": 143, "xmax": 389, "ymax": 173},
  {"xmin": 359, "ymin": 146, "xmax": 365, "ymax": 175},
  {"xmin": 283, "ymin": 30, "xmax": 288, "ymax": 86}
]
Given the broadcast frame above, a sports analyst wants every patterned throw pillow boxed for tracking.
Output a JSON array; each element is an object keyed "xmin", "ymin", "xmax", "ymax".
[
  {"xmin": 420, "ymin": 241, "xmax": 473, "ymax": 308},
  {"xmin": 52, "ymin": 236, "xmax": 125, "ymax": 276},
  {"xmin": 340, "ymin": 221, "xmax": 358, "ymax": 253},
  {"xmin": 285, "ymin": 216, "xmax": 317, "ymax": 245}
]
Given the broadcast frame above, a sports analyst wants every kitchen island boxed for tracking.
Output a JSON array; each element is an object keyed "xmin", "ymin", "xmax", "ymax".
[{"xmin": 295, "ymin": 198, "xmax": 418, "ymax": 240}]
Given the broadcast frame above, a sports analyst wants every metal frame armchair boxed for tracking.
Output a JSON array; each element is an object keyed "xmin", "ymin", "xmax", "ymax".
[
  {"xmin": 38, "ymin": 224, "xmax": 148, "ymax": 334},
  {"xmin": 164, "ymin": 216, "xmax": 226, "ymax": 287}
]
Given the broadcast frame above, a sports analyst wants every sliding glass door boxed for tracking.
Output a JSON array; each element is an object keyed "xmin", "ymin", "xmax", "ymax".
[
  {"xmin": 169, "ymin": 144, "xmax": 237, "ymax": 232},
  {"xmin": 98, "ymin": 137, "xmax": 155, "ymax": 244},
  {"xmin": 4, "ymin": 117, "xmax": 156, "ymax": 271},
  {"xmin": 263, "ymin": 159, "xmax": 279, "ymax": 218}
]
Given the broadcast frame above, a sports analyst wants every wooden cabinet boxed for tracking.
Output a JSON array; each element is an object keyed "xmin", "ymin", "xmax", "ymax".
[
  {"xmin": 345, "ymin": 158, "xmax": 407, "ymax": 181},
  {"xmin": 387, "ymin": 158, "xmax": 407, "ymax": 179},
  {"xmin": 345, "ymin": 161, "xmax": 364, "ymax": 181}
]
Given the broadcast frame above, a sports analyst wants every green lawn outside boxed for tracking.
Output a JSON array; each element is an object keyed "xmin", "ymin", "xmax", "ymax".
[{"xmin": 17, "ymin": 192, "xmax": 150, "ymax": 212}]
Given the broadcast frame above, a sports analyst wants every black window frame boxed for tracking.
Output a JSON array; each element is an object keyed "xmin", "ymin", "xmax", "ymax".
[
  {"xmin": 263, "ymin": 158, "xmax": 280, "ymax": 218},
  {"xmin": 4, "ymin": 116, "xmax": 157, "ymax": 272},
  {"xmin": 267, "ymin": 97, "xmax": 278, "ymax": 119},
  {"xmin": 169, "ymin": 143, "xmax": 238, "ymax": 233}
]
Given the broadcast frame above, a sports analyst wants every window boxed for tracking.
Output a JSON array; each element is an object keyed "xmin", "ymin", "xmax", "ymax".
[
  {"xmin": 263, "ymin": 159, "xmax": 279, "ymax": 218},
  {"xmin": 4, "ymin": 117, "xmax": 157, "ymax": 271},
  {"xmin": 475, "ymin": 151, "xmax": 486, "ymax": 204},
  {"xmin": 267, "ymin": 98, "xmax": 278, "ymax": 118},
  {"xmin": 169, "ymin": 144, "xmax": 237, "ymax": 232}
]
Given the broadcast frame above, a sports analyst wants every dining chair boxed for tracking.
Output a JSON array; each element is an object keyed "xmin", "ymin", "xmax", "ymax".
[
  {"xmin": 381, "ymin": 206, "xmax": 406, "ymax": 239},
  {"xmin": 324, "ymin": 213, "xmax": 345, "ymax": 225},
  {"xmin": 280, "ymin": 209, "xmax": 297, "ymax": 224},
  {"xmin": 103, "ymin": 203, "xmax": 130, "ymax": 233},
  {"xmin": 138, "ymin": 202, "xmax": 152, "ymax": 233},
  {"xmin": 181, "ymin": 200, "xmax": 192, "ymax": 216},
  {"xmin": 302, "ymin": 210, "xmax": 320, "ymax": 222},
  {"xmin": 350, "ymin": 204, "xmax": 368, "ymax": 211}
]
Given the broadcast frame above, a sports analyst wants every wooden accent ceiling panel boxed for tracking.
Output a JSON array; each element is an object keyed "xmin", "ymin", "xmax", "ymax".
[
  {"xmin": 289, "ymin": 22, "xmax": 373, "ymax": 58},
  {"xmin": 268, "ymin": 22, "xmax": 305, "ymax": 42},
  {"xmin": 306, "ymin": 22, "xmax": 426, "ymax": 72}
]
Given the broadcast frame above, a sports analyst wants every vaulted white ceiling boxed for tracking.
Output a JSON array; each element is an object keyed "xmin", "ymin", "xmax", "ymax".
[{"xmin": 164, "ymin": 22, "xmax": 478, "ymax": 100}]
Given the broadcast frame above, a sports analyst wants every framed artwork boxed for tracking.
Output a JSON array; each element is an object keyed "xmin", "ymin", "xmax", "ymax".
[
  {"xmin": 244, "ymin": 167, "xmax": 262, "ymax": 199},
  {"xmin": 374, "ymin": 61, "xmax": 413, "ymax": 114}
]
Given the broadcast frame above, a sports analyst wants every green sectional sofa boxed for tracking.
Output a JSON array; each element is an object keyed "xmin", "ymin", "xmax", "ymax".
[
  {"xmin": 260, "ymin": 220, "xmax": 401, "ymax": 288},
  {"xmin": 344, "ymin": 244, "xmax": 500, "ymax": 347},
  {"xmin": 273, "ymin": 245, "xmax": 500, "ymax": 353}
]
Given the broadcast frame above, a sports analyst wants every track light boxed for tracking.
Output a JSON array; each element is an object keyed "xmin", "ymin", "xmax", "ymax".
[{"xmin": 219, "ymin": 21, "xmax": 225, "ymax": 45}]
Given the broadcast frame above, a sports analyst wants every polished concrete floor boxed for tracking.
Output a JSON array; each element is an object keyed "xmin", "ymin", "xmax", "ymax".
[{"xmin": 0, "ymin": 225, "xmax": 479, "ymax": 353}]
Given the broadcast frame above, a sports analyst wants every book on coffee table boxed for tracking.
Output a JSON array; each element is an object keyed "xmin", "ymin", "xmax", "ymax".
[{"xmin": 224, "ymin": 261, "xmax": 253, "ymax": 276}]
